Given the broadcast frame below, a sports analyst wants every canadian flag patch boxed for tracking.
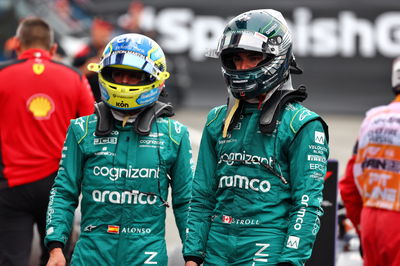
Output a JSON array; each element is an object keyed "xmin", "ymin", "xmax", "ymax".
[{"xmin": 222, "ymin": 215, "xmax": 232, "ymax": 224}]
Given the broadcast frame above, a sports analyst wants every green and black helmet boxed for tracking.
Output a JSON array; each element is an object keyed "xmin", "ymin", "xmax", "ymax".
[{"xmin": 210, "ymin": 9, "xmax": 298, "ymax": 100}]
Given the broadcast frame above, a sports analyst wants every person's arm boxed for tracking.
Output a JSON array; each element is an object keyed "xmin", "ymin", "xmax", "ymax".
[
  {"xmin": 185, "ymin": 261, "xmax": 199, "ymax": 266},
  {"xmin": 339, "ymin": 142, "xmax": 362, "ymax": 236},
  {"xmin": 44, "ymin": 123, "xmax": 84, "ymax": 254},
  {"xmin": 77, "ymin": 75, "xmax": 95, "ymax": 116},
  {"xmin": 46, "ymin": 247, "xmax": 66, "ymax": 266},
  {"xmin": 169, "ymin": 125, "xmax": 195, "ymax": 242},
  {"xmin": 279, "ymin": 120, "xmax": 329, "ymax": 265},
  {"xmin": 183, "ymin": 113, "xmax": 219, "ymax": 265}
]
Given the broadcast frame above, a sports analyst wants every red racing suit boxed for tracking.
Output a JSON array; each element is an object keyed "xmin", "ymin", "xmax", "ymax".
[
  {"xmin": 0, "ymin": 49, "xmax": 94, "ymax": 187},
  {"xmin": 339, "ymin": 96, "xmax": 400, "ymax": 266}
]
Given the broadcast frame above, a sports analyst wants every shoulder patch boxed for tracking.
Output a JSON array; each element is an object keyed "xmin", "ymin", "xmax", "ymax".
[
  {"xmin": 71, "ymin": 115, "xmax": 94, "ymax": 144},
  {"xmin": 73, "ymin": 117, "xmax": 88, "ymax": 132},
  {"xmin": 167, "ymin": 118, "xmax": 187, "ymax": 145},
  {"xmin": 289, "ymin": 106, "xmax": 319, "ymax": 134},
  {"xmin": 171, "ymin": 119, "xmax": 184, "ymax": 134},
  {"xmin": 206, "ymin": 105, "xmax": 226, "ymax": 127}
]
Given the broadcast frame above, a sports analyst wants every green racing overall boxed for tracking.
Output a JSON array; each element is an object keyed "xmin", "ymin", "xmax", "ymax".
[
  {"xmin": 183, "ymin": 101, "xmax": 329, "ymax": 265},
  {"xmin": 45, "ymin": 114, "xmax": 194, "ymax": 265}
]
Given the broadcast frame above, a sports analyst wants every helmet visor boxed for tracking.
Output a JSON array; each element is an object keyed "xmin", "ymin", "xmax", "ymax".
[
  {"xmin": 101, "ymin": 52, "xmax": 163, "ymax": 80},
  {"xmin": 221, "ymin": 49, "xmax": 275, "ymax": 71},
  {"xmin": 207, "ymin": 31, "xmax": 279, "ymax": 58},
  {"xmin": 101, "ymin": 66, "xmax": 153, "ymax": 86}
]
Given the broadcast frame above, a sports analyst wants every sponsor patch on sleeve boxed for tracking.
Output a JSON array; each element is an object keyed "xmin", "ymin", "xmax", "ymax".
[
  {"xmin": 46, "ymin": 227, "xmax": 54, "ymax": 235},
  {"xmin": 286, "ymin": 235, "xmax": 300, "ymax": 249},
  {"xmin": 314, "ymin": 131, "xmax": 325, "ymax": 144}
]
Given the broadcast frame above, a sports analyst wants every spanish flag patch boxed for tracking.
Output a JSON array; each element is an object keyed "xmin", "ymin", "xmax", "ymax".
[{"xmin": 107, "ymin": 225, "xmax": 120, "ymax": 234}]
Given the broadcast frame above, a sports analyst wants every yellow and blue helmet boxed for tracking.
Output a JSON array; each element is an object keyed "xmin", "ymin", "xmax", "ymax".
[{"xmin": 89, "ymin": 33, "xmax": 170, "ymax": 110}]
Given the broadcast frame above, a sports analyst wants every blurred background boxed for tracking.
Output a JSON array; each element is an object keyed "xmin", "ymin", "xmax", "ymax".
[
  {"xmin": 2, "ymin": 0, "xmax": 398, "ymax": 112},
  {"xmin": 1, "ymin": 0, "xmax": 399, "ymax": 265}
]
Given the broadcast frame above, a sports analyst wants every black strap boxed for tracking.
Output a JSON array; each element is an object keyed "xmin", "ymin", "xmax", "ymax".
[
  {"xmin": 259, "ymin": 86, "xmax": 307, "ymax": 134},
  {"xmin": 135, "ymin": 102, "xmax": 174, "ymax": 135},
  {"xmin": 95, "ymin": 102, "xmax": 174, "ymax": 136},
  {"xmin": 94, "ymin": 102, "xmax": 114, "ymax": 136}
]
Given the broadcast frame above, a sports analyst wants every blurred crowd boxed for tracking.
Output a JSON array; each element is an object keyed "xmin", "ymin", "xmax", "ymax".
[
  {"xmin": 1, "ymin": 0, "xmax": 188, "ymax": 108},
  {"xmin": 1, "ymin": 1, "xmax": 400, "ymax": 266}
]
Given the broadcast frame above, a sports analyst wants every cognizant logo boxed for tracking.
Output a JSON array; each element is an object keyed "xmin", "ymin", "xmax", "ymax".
[
  {"xmin": 93, "ymin": 166, "xmax": 159, "ymax": 181},
  {"xmin": 218, "ymin": 175, "xmax": 271, "ymax": 193},
  {"xmin": 218, "ymin": 152, "xmax": 273, "ymax": 166},
  {"xmin": 46, "ymin": 188, "xmax": 57, "ymax": 224},
  {"xmin": 92, "ymin": 190, "xmax": 157, "ymax": 205}
]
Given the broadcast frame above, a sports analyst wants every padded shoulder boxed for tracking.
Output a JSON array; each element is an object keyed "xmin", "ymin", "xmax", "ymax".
[
  {"xmin": 284, "ymin": 103, "xmax": 327, "ymax": 137},
  {"xmin": 206, "ymin": 105, "xmax": 226, "ymax": 127},
  {"xmin": 70, "ymin": 115, "xmax": 96, "ymax": 143},
  {"xmin": 155, "ymin": 117, "xmax": 188, "ymax": 146}
]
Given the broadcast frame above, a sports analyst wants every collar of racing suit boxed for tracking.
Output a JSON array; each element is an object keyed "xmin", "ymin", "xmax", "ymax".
[{"xmin": 18, "ymin": 48, "xmax": 52, "ymax": 60}]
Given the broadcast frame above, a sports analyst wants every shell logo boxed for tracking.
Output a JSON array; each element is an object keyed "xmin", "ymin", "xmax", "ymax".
[{"xmin": 27, "ymin": 94, "xmax": 55, "ymax": 119}]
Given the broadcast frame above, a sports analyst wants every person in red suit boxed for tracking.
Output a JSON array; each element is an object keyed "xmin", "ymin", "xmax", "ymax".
[
  {"xmin": 339, "ymin": 57, "xmax": 400, "ymax": 266},
  {"xmin": 0, "ymin": 17, "xmax": 94, "ymax": 266}
]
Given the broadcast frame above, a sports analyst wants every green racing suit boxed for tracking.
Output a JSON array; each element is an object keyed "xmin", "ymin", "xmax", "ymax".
[
  {"xmin": 45, "ymin": 114, "xmax": 194, "ymax": 265},
  {"xmin": 183, "ymin": 101, "xmax": 329, "ymax": 265}
]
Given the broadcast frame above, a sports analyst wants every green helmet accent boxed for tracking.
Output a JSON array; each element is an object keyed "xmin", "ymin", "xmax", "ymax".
[{"xmin": 211, "ymin": 9, "xmax": 296, "ymax": 100}]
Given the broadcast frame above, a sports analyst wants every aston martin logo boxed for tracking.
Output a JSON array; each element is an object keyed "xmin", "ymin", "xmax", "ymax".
[{"xmin": 27, "ymin": 93, "xmax": 55, "ymax": 119}]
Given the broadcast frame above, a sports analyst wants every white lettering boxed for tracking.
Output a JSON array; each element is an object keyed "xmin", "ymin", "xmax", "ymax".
[
  {"xmin": 141, "ymin": 7, "xmax": 400, "ymax": 61},
  {"xmin": 219, "ymin": 152, "xmax": 273, "ymax": 166},
  {"xmin": 376, "ymin": 13, "xmax": 400, "ymax": 57},
  {"xmin": 144, "ymin": 251, "xmax": 158, "ymax": 264},
  {"xmin": 253, "ymin": 243, "xmax": 270, "ymax": 263},
  {"xmin": 294, "ymin": 195, "xmax": 310, "ymax": 230},
  {"xmin": 92, "ymin": 190, "xmax": 158, "ymax": 205},
  {"xmin": 310, "ymin": 163, "xmax": 326, "ymax": 171},
  {"xmin": 307, "ymin": 155, "xmax": 327, "ymax": 162},
  {"xmin": 93, "ymin": 166, "xmax": 160, "ymax": 181},
  {"xmin": 219, "ymin": 175, "xmax": 271, "ymax": 193}
]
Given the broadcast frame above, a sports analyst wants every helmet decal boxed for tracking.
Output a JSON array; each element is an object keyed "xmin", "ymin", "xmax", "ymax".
[
  {"xmin": 91, "ymin": 33, "xmax": 170, "ymax": 111},
  {"xmin": 213, "ymin": 9, "xmax": 295, "ymax": 100}
]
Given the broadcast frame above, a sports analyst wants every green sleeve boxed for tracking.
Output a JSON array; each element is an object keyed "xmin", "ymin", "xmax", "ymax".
[
  {"xmin": 279, "ymin": 119, "xmax": 329, "ymax": 265},
  {"xmin": 170, "ymin": 127, "xmax": 195, "ymax": 243},
  {"xmin": 183, "ymin": 112, "xmax": 220, "ymax": 260},
  {"xmin": 44, "ymin": 123, "xmax": 84, "ymax": 248}
]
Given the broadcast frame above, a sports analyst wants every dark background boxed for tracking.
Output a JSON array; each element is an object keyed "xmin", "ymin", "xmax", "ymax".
[{"xmin": 2, "ymin": 0, "xmax": 400, "ymax": 114}]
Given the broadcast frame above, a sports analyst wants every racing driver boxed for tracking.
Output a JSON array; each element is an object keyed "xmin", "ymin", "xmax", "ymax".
[
  {"xmin": 183, "ymin": 9, "xmax": 329, "ymax": 266},
  {"xmin": 44, "ymin": 33, "xmax": 194, "ymax": 265}
]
